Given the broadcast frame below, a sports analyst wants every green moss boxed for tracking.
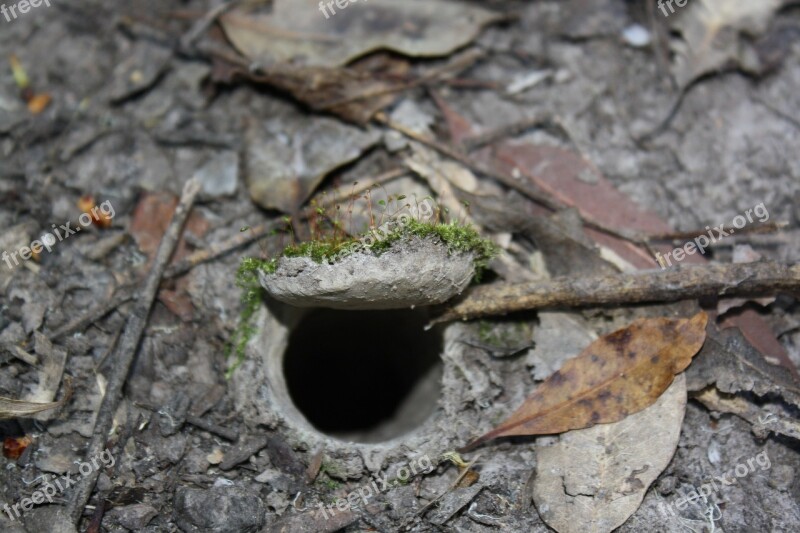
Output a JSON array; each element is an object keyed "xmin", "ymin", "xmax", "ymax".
[
  {"xmin": 275, "ymin": 220, "xmax": 498, "ymax": 272},
  {"xmin": 316, "ymin": 463, "xmax": 344, "ymax": 490},
  {"xmin": 223, "ymin": 258, "xmax": 276, "ymax": 379},
  {"xmin": 477, "ymin": 320, "xmax": 533, "ymax": 349},
  {"xmin": 236, "ymin": 220, "xmax": 498, "ymax": 285},
  {"xmin": 317, "ymin": 476, "xmax": 341, "ymax": 491},
  {"xmin": 282, "ymin": 239, "xmax": 352, "ymax": 263},
  {"xmin": 478, "ymin": 321, "xmax": 499, "ymax": 346},
  {"xmin": 392, "ymin": 219, "xmax": 499, "ymax": 273}
]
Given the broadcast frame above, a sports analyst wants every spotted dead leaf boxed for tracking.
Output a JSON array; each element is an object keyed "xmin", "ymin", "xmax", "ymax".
[{"xmin": 462, "ymin": 311, "xmax": 707, "ymax": 450}]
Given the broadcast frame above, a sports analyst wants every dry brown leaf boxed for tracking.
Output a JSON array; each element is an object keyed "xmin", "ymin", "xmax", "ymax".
[
  {"xmin": 0, "ymin": 381, "xmax": 71, "ymax": 420},
  {"xmin": 669, "ymin": 0, "xmax": 783, "ymax": 88},
  {"xmin": 686, "ymin": 328, "xmax": 800, "ymax": 407},
  {"xmin": 533, "ymin": 375, "xmax": 688, "ymax": 533},
  {"xmin": 3, "ymin": 435, "xmax": 33, "ymax": 459},
  {"xmin": 244, "ymin": 114, "xmax": 380, "ymax": 213},
  {"xmin": 251, "ymin": 61, "xmax": 407, "ymax": 125},
  {"xmin": 694, "ymin": 387, "xmax": 800, "ymax": 441},
  {"xmin": 462, "ymin": 311, "xmax": 708, "ymax": 450},
  {"xmin": 219, "ymin": 0, "xmax": 501, "ymax": 68},
  {"xmin": 130, "ymin": 192, "xmax": 210, "ymax": 264},
  {"xmin": 27, "ymin": 93, "xmax": 52, "ymax": 114}
]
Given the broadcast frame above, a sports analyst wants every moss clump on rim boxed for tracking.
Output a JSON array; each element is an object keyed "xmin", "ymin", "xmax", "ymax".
[
  {"xmin": 226, "ymin": 221, "xmax": 499, "ymax": 376},
  {"xmin": 254, "ymin": 219, "xmax": 497, "ymax": 272}
]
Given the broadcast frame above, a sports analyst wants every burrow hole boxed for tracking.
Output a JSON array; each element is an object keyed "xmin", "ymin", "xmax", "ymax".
[{"xmin": 283, "ymin": 308, "xmax": 443, "ymax": 443}]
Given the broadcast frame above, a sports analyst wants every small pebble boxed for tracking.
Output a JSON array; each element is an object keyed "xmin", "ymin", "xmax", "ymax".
[
  {"xmin": 622, "ymin": 24, "xmax": 651, "ymax": 48},
  {"xmin": 768, "ymin": 464, "xmax": 794, "ymax": 491}
]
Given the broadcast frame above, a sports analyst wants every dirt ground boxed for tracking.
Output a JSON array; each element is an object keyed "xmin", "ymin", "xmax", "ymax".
[{"xmin": 1, "ymin": 1, "xmax": 799, "ymax": 532}]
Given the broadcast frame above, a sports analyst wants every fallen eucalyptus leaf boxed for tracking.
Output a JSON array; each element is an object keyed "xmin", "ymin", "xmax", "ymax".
[
  {"xmin": 533, "ymin": 374, "xmax": 687, "ymax": 533},
  {"xmin": 220, "ymin": 0, "xmax": 501, "ymax": 68},
  {"xmin": 462, "ymin": 311, "xmax": 707, "ymax": 450}
]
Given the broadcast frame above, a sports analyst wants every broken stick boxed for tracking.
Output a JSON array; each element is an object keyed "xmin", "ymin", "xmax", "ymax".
[{"xmin": 430, "ymin": 261, "xmax": 800, "ymax": 326}]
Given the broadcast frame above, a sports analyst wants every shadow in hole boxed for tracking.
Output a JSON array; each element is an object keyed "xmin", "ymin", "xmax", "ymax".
[{"xmin": 283, "ymin": 308, "xmax": 443, "ymax": 440}]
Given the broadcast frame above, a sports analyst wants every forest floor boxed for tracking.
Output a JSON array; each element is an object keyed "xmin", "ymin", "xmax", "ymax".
[{"xmin": 1, "ymin": 1, "xmax": 799, "ymax": 532}]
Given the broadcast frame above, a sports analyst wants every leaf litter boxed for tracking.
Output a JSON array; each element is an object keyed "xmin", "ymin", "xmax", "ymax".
[
  {"xmin": 668, "ymin": 0, "xmax": 786, "ymax": 88},
  {"xmin": 3, "ymin": 2, "xmax": 797, "ymax": 531}
]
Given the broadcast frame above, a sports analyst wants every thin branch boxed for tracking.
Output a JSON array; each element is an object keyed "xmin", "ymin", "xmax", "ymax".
[
  {"xmin": 460, "ymin": 112, "xmax": 568, "ymax": 152},
  {"xmin": 430, "ymin": 261, "xmax": 800, "ymax": 326},
  {"xmin": 179, "ymin": 0, "xmax": 241, "ymax": 53},
  {"xmin": 163, "ymin": 221, "xmax": 281, "ymax": 280},
  {"xmin": 135, "ymin": 402, "xmax": 239, "ymax": 442},
  {"xmin": 48, "ymin": 288, "xmax": 136, "ymax": 341},
  {"xmin": 1, "ymin": 343, "xmax": 37, "ymax": 366}
]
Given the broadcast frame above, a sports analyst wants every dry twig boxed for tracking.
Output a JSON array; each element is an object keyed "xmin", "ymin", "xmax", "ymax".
[
  {"xmin": 431, "ymin": 261, "xmax": 800, "ymax": 326},
  {"xmin": 48, "ymin": 288, "xmax": 136, "ymax": 341}
]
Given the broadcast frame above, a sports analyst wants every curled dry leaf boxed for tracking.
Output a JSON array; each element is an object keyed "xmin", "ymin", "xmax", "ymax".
[
  {"xmin": 0, "ymin": 382, "xmax": 72, "ymax": 420},
  {"xmin": 462, "ymin": 311, "xmax": 708, "ymax": 450},
  {"xmin": 249, "ymin": 60, "xmax": 408, "ymax": 125},
  {"xmin": 669, "ymin": 0, "xmax": 784, "ymax": 88},
  {"xmin": 686, "ymin": 328, "xmax": 800, "ymax": 408},
  {"xmin": 3, "ymin": 435, "xmax": 33, "ymax": 460},
  {"xmin": 220, "ymin": 0, "xmax": 501, "ymax": 68},
  {"xmin": 694, "ymin": 387, "xmax": 800, "ymax": 441}
]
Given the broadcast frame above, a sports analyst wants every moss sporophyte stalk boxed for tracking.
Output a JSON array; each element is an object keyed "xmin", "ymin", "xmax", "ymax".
[{"xmin": 226, "ymin": 219, "xmax": 499, "ymax": 377}]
